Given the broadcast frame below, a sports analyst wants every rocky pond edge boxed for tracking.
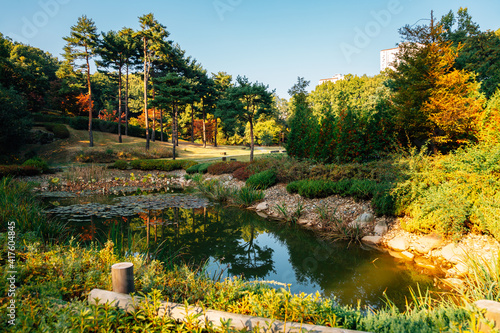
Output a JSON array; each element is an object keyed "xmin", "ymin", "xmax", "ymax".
[{"xmin": 28, "ymin": 168, "xmax": 500, "ymax": 290}]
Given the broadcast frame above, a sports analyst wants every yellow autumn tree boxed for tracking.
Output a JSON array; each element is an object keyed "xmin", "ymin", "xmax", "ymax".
[
  {"xmin": 423, "ymin": 40, "xmax": 485, "ymax": 146},
  {"xmin": 478, "ymin": 89, "xmax": 500, "ymax": 143}
]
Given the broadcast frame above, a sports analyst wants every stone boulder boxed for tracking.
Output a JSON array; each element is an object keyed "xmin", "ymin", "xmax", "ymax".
[
  {"xmin": 414, "ymin": 234, "xmax": 443, "ymax": 254},
  {"xmin": 374, "ymin": 221, "xmax": 388, "ymax": 236},
  {"xmin": 255, "ymin": 202, "xmax": 269, "ymax": 212},
  {"xmin": 400, "ymin": 251, "xmax": 415, "ymax": 261},
  {"xmin": 362, "ymin": 236, "xmax": 382, "ymax": 245},
  {"xmin": 356, "ymin": 212, "xmax": 375, "ymax": 223},
  {"xmin": 440, "ymin": 243, "xmax": 467, "ymax": 264},
  {"xmin": 349, "ymin": 212, "xmax": 375, "ymax": 228},
  {"xmin": 387, "ymin": 236, "xmax": 409, "ymax": 252}
]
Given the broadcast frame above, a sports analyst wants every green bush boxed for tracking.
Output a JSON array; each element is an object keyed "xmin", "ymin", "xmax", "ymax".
[
  {"xmin": 22, "ymin": 157, "xmax": 49, "ymax": 173},
  {"xmin": 198, "ymin": 163, "xmax": 212, "ymax": 174},
  {"xmin": 347, "ymin": 179, "xmax": 378, "ymax": 201},
  {"xmin": 129, "ymin": 159, "xmax": 195, "ymax": 172},
  {"xmin": 186, "ymin": 163, "xmax": 201, "ymax": 174},
  {"xmin": 286, "ymin": 180, "xmax": 302, "ymax": 194},
  {"xmin": 232, "ymin": 186, "xmax": 265, "ymax": 207},
  {"xmin": 110, "ymin": 160, "xmax": 129, "ymax": 170},
  {"xmin": 181, "ymin": 160, "xmax": 198, "ymax": 170},
  {"xmin": 246, "ymin": 169, "xmax": 277, "ymax": 190},
  {"xmin": 394, "ymin": 143, "xmax": 500, "ymax": 240},
  {"xmin": 298, "ymin": 180, "xmax": 331, "ymax": 198},
  {"xmin": 372, "ymin": 184, "xmax": 396, "ymax": 216},
  {"xmin": 44, "ymin": 123, "xmax": 70, "ymax": 139}
]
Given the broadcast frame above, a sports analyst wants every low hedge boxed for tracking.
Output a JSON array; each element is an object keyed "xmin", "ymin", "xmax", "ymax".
[
  {"xmin": 110, "ymin": 160, "xmax": 129, "ymax": 170},
  {"xmin": 44, "ymin": 123, "xmax": 70, "ymax": 139},
  {"xmin": 129, "ymin": 159, "xmax": 197, "ymax": 172},
  {"xmin": 187, "ymin": 163, "xmax": 212, "ymax": 174},
  {"xmin": 22, "ymin": 157, "xmax": 50, "ymax": 173},
  {"xmin": 246, "ymin": 169, "xmax": 277, "ymax": 190}
]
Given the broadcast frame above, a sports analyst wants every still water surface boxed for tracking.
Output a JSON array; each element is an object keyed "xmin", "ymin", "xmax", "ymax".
[{"xmin": 47, "ymin": 193, "xmax": 436, "ymax": 309}]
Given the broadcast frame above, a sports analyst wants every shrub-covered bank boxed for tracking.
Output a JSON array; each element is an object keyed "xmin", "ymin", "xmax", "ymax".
[{"xmin": 0, "ymin": 179, "xmax": 475, "ymax": 333}]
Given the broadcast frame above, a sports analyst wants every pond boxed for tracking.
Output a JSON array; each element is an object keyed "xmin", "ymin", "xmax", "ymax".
[{"xmin": 45, "ymin": 192, "xmax": 438, "ymax": 309}]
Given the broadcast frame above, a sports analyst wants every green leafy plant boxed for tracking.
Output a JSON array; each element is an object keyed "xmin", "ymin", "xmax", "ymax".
[
  {"xmin": 22, "ymin": 157, "xmax": 49, "ymax": 173},
  {"xmin": 246, "ymin": 169, "xmax": 277, "ymax": 190},
  {"xmin": 232, "ymin": 186, "xmax": 265, "ymax": 207}
]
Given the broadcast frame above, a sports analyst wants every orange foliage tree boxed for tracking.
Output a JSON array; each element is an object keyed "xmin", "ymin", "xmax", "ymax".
[
  {"xmin": 76, "ymin": 93, "xmax": 94, "ymax": 117},
  {"xmin": 98, "ymin": 109, "xmax": 126, "ymax": 122}
]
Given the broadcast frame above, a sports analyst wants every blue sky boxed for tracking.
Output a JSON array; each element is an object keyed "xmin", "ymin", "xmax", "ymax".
[{"xmin": 1, "ymin": 0, "xmax": 499, "ymax": 98}]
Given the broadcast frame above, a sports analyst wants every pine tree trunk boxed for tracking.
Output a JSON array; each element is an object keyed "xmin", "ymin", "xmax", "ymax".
[
  {"xmin": 125, "ymin": 64, "xmax": 129, "ymax": 136},
  {"xmin": 118, "ymin": 65, "xmax": 122, "ymax": 143},
  {"xmin": 249, "ymin": 118, "xmax": 254, "ymax": 162},
  {"xmin": 172, "ymin": 104, "xmax": 177, "ymax": 160},
  {"xmin": 214, "ymin": 118, "xmax": 218, "ymax": 147},
  {"xmin": 202, "ymin": 102, "xmax": 206, "ymax": 148},
  {"xmin": 175, "ymin": 109, "xmax": 179, "ymax": 147},
  {"xmin": 152, "ymin": 80, "xmax": 156, "ymax": 142},
  {"xmin": 191, "ymin": 103, "xmax": 194, "ymax": 143},
  {"xmin": 160, "ymin": 108, "xmax": 164, "ymax": 142},
  {"xmin": 86, "ymin": 50, "xmax": 93, "ymax": 148},
  {"xmin": 143, "ymin": 38, "xmax": 150, "ymax": 151}
]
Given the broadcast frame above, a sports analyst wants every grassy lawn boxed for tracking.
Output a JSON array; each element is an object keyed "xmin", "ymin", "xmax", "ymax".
[{"xmin": 25, "ymin": 126, "xmax": 284, "ymax": 165}]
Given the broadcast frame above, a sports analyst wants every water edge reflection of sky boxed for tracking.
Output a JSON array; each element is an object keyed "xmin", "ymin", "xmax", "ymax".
[{"xmin": 47, "ymin": 194, "xmax": 438, "ymax": 309}]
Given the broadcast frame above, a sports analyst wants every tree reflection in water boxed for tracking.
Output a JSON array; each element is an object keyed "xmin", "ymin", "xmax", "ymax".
[{"xmin": 65, "ymin": 203, "xmax": 436, "ymax": 309}]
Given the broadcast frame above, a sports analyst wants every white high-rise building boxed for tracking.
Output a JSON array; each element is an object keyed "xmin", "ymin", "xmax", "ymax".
[
  {"xmin": 380, "ymin": 47, "xmax": 400, "ymax": 71},
  {"xmin": 318, "ymin": 74, "xmax": 345, "ymax": 85}
]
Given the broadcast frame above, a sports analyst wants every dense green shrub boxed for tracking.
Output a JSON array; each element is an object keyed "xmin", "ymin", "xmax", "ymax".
[
  {"xmin": 207, "ymin": 161, "xmax": 248, "ymax": 175},
  {"xmin": 246, "ymin": 169, "xmax": 277, "ymax": 190},
  {"xmin": 22, "ymin": 157, "xmax": 49, "ymax": 173},
  {"xmin": 347, "ymin": 179, "xmax": 378, "ymax": 201},
  {"xmin": 247, "ymin": 155, "xmax": 313, "ymax": 183},
  {"xmin": 181, "ymin": 160, "xmax": 198, "ymax": 170},
  {"xmin": 44, "ymin": 123, "xmax": 70, "ymax": 139},
  {"xmin": 232, "ymin": 186, "xmax": 265, "ymax": 207},
  {"xmin": 186, "ymin": 163, "xmax": 201, "ymax": 174},
  {"xmin": 110, "ymin": 160, "xmax": 129, "ymax": 170},
  {"xmin": 186, "ymin": 162, "xmax": 212, "ymax": 174},
  {"xmin": 197, "ymin": 163, "xmax": 212, "ymax": 174},
  {"xmin": 129, "ymin": 159, "xmax": 196, "ymax": 172},
  {"xmin": 299, "ymin": 180, "xmax": 332, "ymax": 198},
  {"xmin": 286, "ymin": 180, "xmax": 302, "ymax": 194},
  {"xmin": 372, "ymin": 184, "xmax": 396, "ymax": 216},
  {"xmin": 395, "ymin": 143, "xmax": 500, "ymax": 240}
]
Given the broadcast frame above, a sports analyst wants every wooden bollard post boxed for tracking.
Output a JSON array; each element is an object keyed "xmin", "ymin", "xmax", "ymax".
[{"xmin": 112, "ymin": 262, "xmax": 134, "ymax": 294}]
